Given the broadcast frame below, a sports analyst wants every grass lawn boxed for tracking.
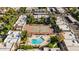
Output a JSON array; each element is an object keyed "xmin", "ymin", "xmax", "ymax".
[{"xmin": 47, "ymin": 42, "xmax": 58, "ymax": 48}]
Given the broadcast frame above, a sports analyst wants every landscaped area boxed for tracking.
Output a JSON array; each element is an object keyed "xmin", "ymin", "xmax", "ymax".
[
  {"xmin": 0, "ymin": 7, "xmax": 68, "ymax": 51},
  {"xmin": 0, "ymin": 8, "xmax": 19, "ymax": 35},
  {"xmin": 26, "ymin": 35, "xmax": 50, "ymax": 47},
  {"xmin": 17, "ymin": 7, "xmax": 61, "ymax": 51}
]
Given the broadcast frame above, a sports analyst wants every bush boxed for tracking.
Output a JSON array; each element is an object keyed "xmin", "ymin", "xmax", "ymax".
[
  {"xmin": 47, "ymin": 43, "xmax": 53, "ymax": 48},
  {"xmin": 19, "ymin": 45, "xmax": 33, "ymax": 50},
  {"xmin": 46, "ymin": 36, "xmax": 59, "ymax": 48},
  {"xmin": 18, "ymin": 7, "xmax": 26, "ymax": 14},
  {"xmin": 21, "ymin": 31, "xmax": 27, "ymax": 38},
  {"xmin": 50, "ymin": 36, "xmax": 58, "ymax": 43},
  {"xmin": 27, "ymin": 15, "xmax": 36, "ymax": 24},
  {"xmin": 0, "ymin": 39, "xmax": 2, "ymax": 43},
  {"xmin": 5, "ymin": 8, "xmax": 16, "ymax": 15}
]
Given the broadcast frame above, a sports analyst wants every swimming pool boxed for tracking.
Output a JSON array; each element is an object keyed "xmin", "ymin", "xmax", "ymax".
[{"xmin": 32, "ymin": 37, "xmax": 44, "ymax": 44}]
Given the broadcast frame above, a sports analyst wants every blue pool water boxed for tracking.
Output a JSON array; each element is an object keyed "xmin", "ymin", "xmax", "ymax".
[{"xmin": 32, "ymin": 37, "xmax": 44, "ymax": 44}]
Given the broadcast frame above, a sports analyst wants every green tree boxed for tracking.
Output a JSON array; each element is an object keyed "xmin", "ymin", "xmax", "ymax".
[
  {"xmin": 46, "ymin": 36, "xmax": 59, "ymax": 48},
  {"xmin": 21, "ymin": 31, "xmax": 27, "ymax": 39},
  {"xmin": 50, "ymin": 36, "xmax": 58, "ymax": 43},
  {"xmin": 40, "ymin": 16, "xmax": 45, "ymax": 24},
  {"xmin": 5, "ymin": 8, "xmax": 16, "ymax": 15},
  {"xmin": 69, "ymin": 7, "xmax": 76, "ymax": 13},
  {"xmin": 48, "ymin": 43, "xmax": 53, "ymax": 48},
  {"xmin": 50, "ymin": 16, "xmax": 56, "ymax": 24},
  {"xmin": 18, "ymin": 7, "xmax": 26, "ymax": 14},
  {"xmin": 27, "ymin": 15, "xmax": 35, "ymax": 24}
]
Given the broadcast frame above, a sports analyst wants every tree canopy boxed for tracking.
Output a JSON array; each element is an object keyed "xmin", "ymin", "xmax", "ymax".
[{"xmin": 18, "ymin": 7, "xmax": 26, "ymax": 14}]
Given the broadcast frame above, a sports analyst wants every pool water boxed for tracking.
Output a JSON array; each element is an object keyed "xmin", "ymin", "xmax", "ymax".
[{"xmin": 32, "ymin": 37, "xmax": 44, "ymax": 44}]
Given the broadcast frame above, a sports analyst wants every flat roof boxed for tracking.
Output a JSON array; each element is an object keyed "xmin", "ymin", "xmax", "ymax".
[
  {"xmin": 4, "ymin": 30, "xmax": 21, "ymax": 43},
  {"xmin": 67, "ymin": 47, "xmax": 79, "ymax": 51},
  {"xmin": 0, "ymin": 48, "xmax": 10, "ymax": 51},
  {"xmin": 0, "ymin": 43, "xmax": 10, "ymax": 51},
  {"xmin": 59, "ymin": 25, "xmax": 70, "ymax": 30},
  {"xmin": 63, "ymin": 32, "xmax": 76, "ymax": 40},
  {"xmin": 14, "ymin": 15, "xmax": 27, "ymax": 27},
  {"xmin": 63, "ymin": 31, "xmax": 79, "ymax": 51},
  {"xmin": 33, "ymin": 14, "xmax": 49, "ymax": 18},
  {"xmin": 22, "ymin": 24, "xmax": 53, "ymax": 35},
  {"xmin": 56, "ymin": 7, "xmax": 65, "ymax": 13},
  {"xmin": 64, "ymin": 40, "xmax": 78, "ymax": 47},
  {"xmin": 4, "ymin": 30, "xmax": 21, "ymax": 48},
  {"xmin": 64, "ymin": 37, "xmax": 79, "ymax": 51},
  {"xmin": 56, "ymin": 16, "xmax": 70, "ymax": 31},
  {"xmin": 67, "ymin": 14, "xmax": 77, "ymax": 22}
]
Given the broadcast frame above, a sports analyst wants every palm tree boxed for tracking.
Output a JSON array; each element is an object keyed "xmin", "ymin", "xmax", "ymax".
[
  {"xmin": 21, "ymin": 31, "xmax": 27, "ymax": 38},
  {"xmin": 40, "ymin": 16, "xmax": 45, "ymax": 24}
]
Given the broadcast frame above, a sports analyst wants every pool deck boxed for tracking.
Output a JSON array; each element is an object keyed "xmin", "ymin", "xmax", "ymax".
[{"xmin": 26, "ymin": 35, "xmax": 50, "ymax": 47}]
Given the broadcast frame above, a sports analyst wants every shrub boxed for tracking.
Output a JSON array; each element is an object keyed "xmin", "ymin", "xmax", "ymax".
[
  {"xmin": 50, "ymin": 36, "xmax": 58, "ymax": 43},
  {"xmin": 48, "ymin": 43, "xmax": 53, "ymax": 48},
  {"xmin": 46, "ymin": 36, "xmax": 59, "ymax": 48},
  {"xmin": 19, "ymin": 45, "xmax": 33, "ymax": 50}
]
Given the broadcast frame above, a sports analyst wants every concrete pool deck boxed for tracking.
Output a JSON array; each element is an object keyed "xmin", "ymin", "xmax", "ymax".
[{"xmin": 26, "ymin": 35, "xmax": 50, "ymax": 47}]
